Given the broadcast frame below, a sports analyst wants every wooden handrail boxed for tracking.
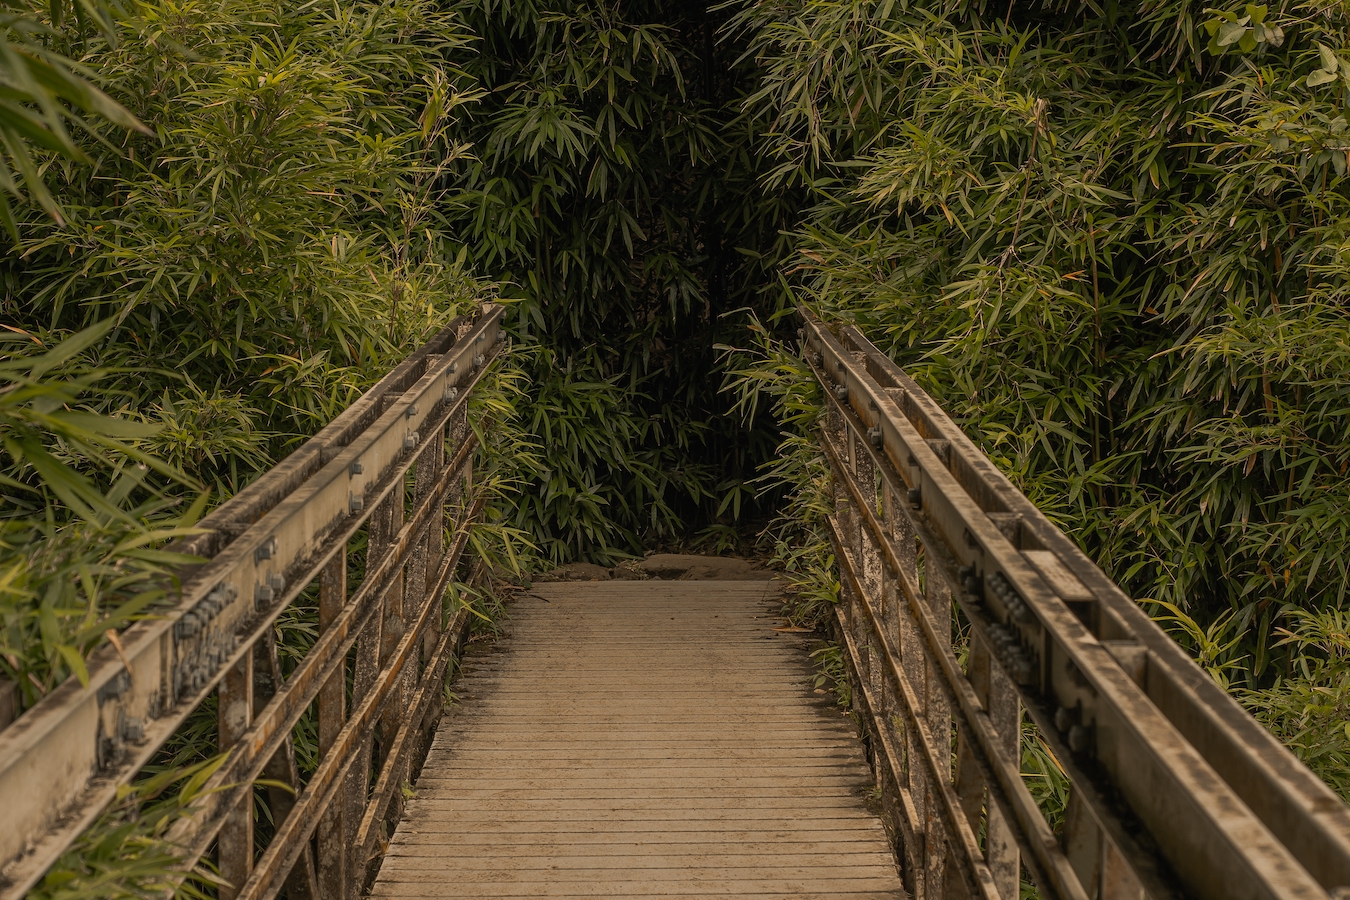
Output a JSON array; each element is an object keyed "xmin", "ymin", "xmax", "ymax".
[
  {"xmin": 801, "ymin": 308, "xmax": 1350, "ymax": 900},
  {"xmin": 0, "ymin": 303, "xmax": 505, "ymax": 899}
]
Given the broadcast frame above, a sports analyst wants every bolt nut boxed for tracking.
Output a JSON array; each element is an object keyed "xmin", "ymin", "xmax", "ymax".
[
  {"xmin": 349, "ymin": 494, "xmax": 364, "ymax": 513},
  {"xmin": 444, "ymin": 386, "xmax": 459, "ymax": 403},
  {"xmin": 406, "ymin": 404, "xmax": 418, "ymax": 419},
  {"xmin": 907, "ymin": 486, "xmax": 921, "ymax": 507},
  {"xmin": 495, "ymin": 330, "xmax": 506, "ymax": 343},
  {"xmin": 1054, "ymin": 706, "xmax": 1073, "ymax": 732},
  {"xmin": 1068, "ymin": 724, "xmax": 1090, "ymax": 754},
  {"xmin": 123, "ymin": 716, "xmax": 144, "ymax": 742},
  {"xmin": 473, "ymin": 354, "xmax": 485, "ymax": 369},
  {"xmin": 867, "ymin": 426, "xmax": 882, "ymax": 448},
  {"xmin": 253, "ymin": 537, "xmax": 276, "ymax": 563},
  {"xmin": 269, "ymin": 573, "xmax": 285, "ymax": 593},
  {"xmin": 404, "ymin": 431, "xmax": 420, "ymax": 450},
  {"xmin": 350, "ymin": 460, "xmax": 364, "ymax": 475},
  {"xmin": 256, "ymin": 584, "xmax": 274, "ymax": 604}
]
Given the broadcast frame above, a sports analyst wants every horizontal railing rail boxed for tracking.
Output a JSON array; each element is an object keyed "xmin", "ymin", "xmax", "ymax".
[
  {"xmin": 0, "ymin": 302, "xmax": 506, "ymax": 900},
  {"xmin": 800, "ymin": 308, "xmax": 1350, "ymax": 900}
]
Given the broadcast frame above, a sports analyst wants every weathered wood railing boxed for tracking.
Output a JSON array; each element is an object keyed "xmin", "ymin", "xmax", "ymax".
[
  {"xmin": 801, "ymin": 310, "xmax": 1350, "ymax": 900},
  {"xmin": 0, "ymin": 303, "xmax": 505, "ymax": 899}
]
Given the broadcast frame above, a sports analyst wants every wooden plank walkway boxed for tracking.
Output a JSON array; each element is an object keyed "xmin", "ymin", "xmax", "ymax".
[{"xmin": 371, "ymin": 580, "xmax": 906, "ymax": 898}]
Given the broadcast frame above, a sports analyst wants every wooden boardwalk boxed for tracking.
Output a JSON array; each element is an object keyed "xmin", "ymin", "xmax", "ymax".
[{"xmin": 371, "ymin": 580, "xmax": 906, "ymax": 898}]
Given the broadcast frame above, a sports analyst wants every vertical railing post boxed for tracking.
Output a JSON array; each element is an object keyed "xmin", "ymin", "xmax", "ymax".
[
  {"xmin": 217, "ymin": 653, "xmax": 254, "ymax": 900},
  {"xmin": 346, "ymin": 505, "xmax": 386, "ymax": 896},
  {"xmin": 374, "ymin": 489, "xmax": 406, "ymax": 722},
  {"xmin": 317, "ymin": 554, "xmax": 347, "ymax": 900},
  {"xmin": 927, "ymin": 557, "xmax": 955, "ymax": 899},
  {"xmin": 414, "ymin": 426, "xmax": 446, "ymax": 667},
  {"xmin": 985, "ymin": 659, "xmax": 1021, "ymax": 898}
]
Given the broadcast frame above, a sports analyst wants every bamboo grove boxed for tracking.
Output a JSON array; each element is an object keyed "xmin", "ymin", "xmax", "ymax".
[{"xmin": 0, "ymin": 0, "xmax": 1348, "ymax": 895}]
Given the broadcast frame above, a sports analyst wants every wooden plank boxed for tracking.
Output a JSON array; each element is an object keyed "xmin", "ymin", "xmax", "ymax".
[{"xmin": 370, "ymin": 581, "xmax": 905, "ymax": 898}]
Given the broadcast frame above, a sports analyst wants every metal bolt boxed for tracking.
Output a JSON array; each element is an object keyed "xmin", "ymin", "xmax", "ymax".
[
  {"xmin": 349, "ymin": 494, "xmax": 364, "ymax": 513},
  {"xmin": 269, "ymin": 573, "xmax": 286, "ymax": 593},
  {"xmin": 254, "ymin": 537, "xmax": 275, "ymax": 563},
  {"xmin": 123, "ymin": 717, "xmax": 144, "ymax": 742},
  {"xmin": 406, "ymin": 404, "xmax": 418, "ymax": 419},
  {"xmin": 473, "ymin": 354, "xmax": 485, "ymax": 369},
  {"xmin": 256, "ymin": 584, "xmax": 274, "ymax": 604},
  {"xmin": 834, "ymin": 384, "xmax": 848, "ymax": 401},
  {"xmin": 1068, "ymin": 724, "xmax": 1090, "ymax": 754},
  {"xmin": 404, "ymin": 431, "xmax": 420, "ymax": 450},
  {"xmin": 907, "ymin": 486, "xmax": 921, "ymax": 507},
  {"xmin": 444, "ymin": 386, "xmax": 459, "ymax": 403},
  {"xmin": 350, "ymin": 460, "xmax": 364, "ymax": 475},
  {"xmin": 963, "ymin": 573, "xmax": 981, "ymax": 595},
  {"xmin": 496, "ymin": 330, "xmax": 506, "ymax": 343},
  {"xmin": 1054, "ymin": 706, "xmax": 1073, "ymax": 732},
  {"xmin": 867, "ymin": 426, "xmax": 882, "ymax": 448},
  {"xmin": 448, "ymin": 362, "xmax": 458, "ymax": 374}
]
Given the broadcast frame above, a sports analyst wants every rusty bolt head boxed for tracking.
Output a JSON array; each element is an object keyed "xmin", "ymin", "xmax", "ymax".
[{"xmin": 1068, "ymin": 724, "xmax": 1090, "ymax": 754}]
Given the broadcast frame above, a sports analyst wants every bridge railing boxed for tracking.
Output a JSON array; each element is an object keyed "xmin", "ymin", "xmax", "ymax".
[
  {"xmin": 801, "ymin": 309, "xmax": 1350, "ymax": 900},
  {"xmin": 0, "ymin": 303, "xmax": 505, "ymax": 900}
]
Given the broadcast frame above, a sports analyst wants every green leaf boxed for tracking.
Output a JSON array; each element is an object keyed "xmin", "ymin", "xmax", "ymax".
[
  {"xmin": 56, "ymin": 643, "xmax": 89, "ymax": 688},
  {"xmin": 1307, "ymin": 68, "xmax": 1339, "ymax": 87},
  {"xmin": 1217, "ymin": 21, "xmax": 1247, "ymax": 47},
  {"xmin": 1319, "ymin": 43, "xmax": 1339, "ymax": 73}
]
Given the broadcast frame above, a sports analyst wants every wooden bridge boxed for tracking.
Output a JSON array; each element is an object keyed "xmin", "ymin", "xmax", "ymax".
[
  {"xmin": 372, "ymin": 580, "xmax": 905, "ymax": 898},
  {"xmin": 2, "ymin": 303, "xmax": 1349, "ymax": 900}
]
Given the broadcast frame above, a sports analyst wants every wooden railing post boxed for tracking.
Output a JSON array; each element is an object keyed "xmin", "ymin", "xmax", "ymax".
[
  {"xmin": 217, "ymin": 653, "xmax": 254, "ymax": 900},
  {"xmin": 317, "ymin": 554, "xmax": 347, "ymax": 900},
  {"xmin": 346, "ymin": 497, "xmax": 389, "ymax": 893}
]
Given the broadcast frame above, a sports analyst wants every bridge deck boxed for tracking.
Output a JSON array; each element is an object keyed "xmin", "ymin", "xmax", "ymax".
[{"xmin": 371, "ymin": 580, "xmax": 906, "ymax": 898}]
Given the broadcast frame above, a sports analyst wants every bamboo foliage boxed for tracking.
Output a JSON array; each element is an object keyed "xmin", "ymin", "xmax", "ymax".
[
  {"xmin": 727, "ymin": 0, "xmax": 1350, "ymax": 797},
  {"xmin": 1, "ymin": 0, "xmax": 489, "ymax": 706},
  {"xmin": 437, "ymin": 0, "xmax": 788, "ymax": 561}
]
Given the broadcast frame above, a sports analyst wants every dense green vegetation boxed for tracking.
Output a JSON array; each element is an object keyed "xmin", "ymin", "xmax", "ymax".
[
  {"xmin": 0, "ymin": 0, "xmax": 493, "ymax": 697},
  {"xmin": 729, "ymin": 0, "xmax": 1350, "ymax": 798},
  {"xmin": 432, "ymin": 0, "xmax": 792, "ymax": 562},
  {"xmin": 2, "ymin": 0, "xmax": 1350, "ymax": 893}
]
